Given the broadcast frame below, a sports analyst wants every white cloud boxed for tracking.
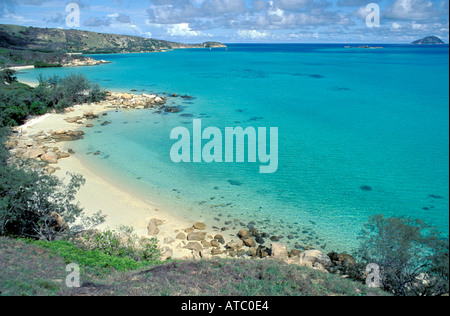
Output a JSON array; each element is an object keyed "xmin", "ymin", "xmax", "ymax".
[
  {"xmin": 237, "ymin": 29, "xmax": 270, "ymax": 39},
  {"xmin": 385, "ymin": 0, "xmax": 438, "ymax": 21},
  {"xmin": 391, "ymin": 22, "xmax": 402, "ymax": 29},
  {"xmin": 167, "ymin": 23, "xmax": 201, "ymax": 37}
]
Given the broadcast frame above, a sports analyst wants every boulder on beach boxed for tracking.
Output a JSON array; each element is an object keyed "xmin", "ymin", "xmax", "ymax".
[
  {"xmin": 298, "ymin": 250, "xmax": 332, "ymax": 270},
  {"xmin": 147, "ymin": 218, "xmax": 164, "ymax": 236},
  {"xmin": 193, "ymin": 222, "xmax": 207, "ymax": 230},
  {"xmin": 185, "ymin": 242, "xmax": 203, "ymax": 253},
  {"xmin": 40, "ymin": 152, "xmax": 58, "ymax": 164},
  {"xmin": 187, "ymin": 231, "xmax": 207, "ymax": 241},
  {"xmin": 270, "ymin": 243, "xmax": 289, "ymax": 259}
]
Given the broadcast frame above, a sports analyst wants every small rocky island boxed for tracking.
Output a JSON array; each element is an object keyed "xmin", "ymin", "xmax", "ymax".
[{"xmin": 411, "ymin": 36, "xmax": 445, "ymax": 45}]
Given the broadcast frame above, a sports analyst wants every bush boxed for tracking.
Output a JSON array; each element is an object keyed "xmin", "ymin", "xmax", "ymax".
[
  {"xmin": 0, "ymin": 69, "xmax": 17, "ymax": 84},
  {"xmin": 27, "ymin": 239, "xmax": 156, "ymax": 276},
  {"xmin": 78, "ymin": 226, "xmax": 160, "ymax": 262},
  {"xmin": 359, "ymin": 215, "xmax": 449, "ymax": 296},
  {"xmin": 0, "ymin": 72, "xmax": 107, "ymax": 127},
  {"xmin": 0, "ymin": 163, "xmax": 105, "ymax": 241},
  {"xmin": 34, "ymin": 61, "xmax": 62, "ymax": 68}
]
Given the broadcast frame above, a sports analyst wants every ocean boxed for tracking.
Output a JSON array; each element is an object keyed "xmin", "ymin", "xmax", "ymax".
[{"xmin": 18, "ymin": 44, "xmax": 449, "ymax": 253}]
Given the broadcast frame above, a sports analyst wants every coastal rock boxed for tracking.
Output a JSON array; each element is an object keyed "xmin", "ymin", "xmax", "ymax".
[
  {"xmin": 214, "ymin": 234, "xmax": 225, "ymax": 244},
  {"xmin": 238, "ymin": 229, "xmax": 250, "ymax": 239},
  {"xmin": 256, "ymin": 246, "xmax": 271, "ymax": 258},
  {"xmin": 270, "ymin": 243, "xmax": 289, "ymax": 259},
  {"xmin": 44, "ymin": 166, "xmax": 56, "ymax": 175},
  {"xmin": 65, "ymin": 116, "xmax": 82, "ymax": 123},
  {"xmin": 176, "ymin": 232, "xmax": 186, "ymax": 240},
  {"xmin": 147, "ymin": 218, "xmax": 164, "ymax": 236},
  {"xmin": 23, "ymin": 148, "xmax": 45, "ymax": 159},
  {"xmin": 187, "ymin": 232, "xmax": 207, "ymax": 241},
  {"xmin": 211, "ymin": 248, "xmax": 223, "ymax": 256},
  {"xmin": 49, "ymin": 212, "xmax": 68, "ymax": 232},
  {"xmin": 298, "ymin": 250, "xmax": 332, "ymax": 269},
  {"xmin": 289, "ymin": 249, "xmax": 302, "ymax": 258},
  {"xmin": 210, "ymin": 239, "xmax": 220, "ymax": 248},
  {"xmin": 185, "ymin": 242, "xmax": 203, "ymax": 253},
  {"xmin": 242, "ymin": 237, "xmax": 256, "ymax": 248},
  {"xmin": 328, "ymin": 252, "xmax": 356, "ymax": 267},
  {"xmin": 40, "ymin": 152, "xmax": 58, "ymax": 164},
  {"xmin": 160, "ymin": 247, "xmax": 173, "ymax": 261},
  {"xmin": 164, "ymin": 237, "xmax": 175, "ymax": 245},
  {"xmin": 193, "ymin": 222, "xmax": 207, "ymax": 230},
  {"xmin": 226, "ymin": 239, "xmax": 244, "ymax": 250}
]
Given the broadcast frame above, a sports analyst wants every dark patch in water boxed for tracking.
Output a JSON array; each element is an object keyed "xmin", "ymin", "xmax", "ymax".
[
  {"xmin": 360, "ymin": 185, "xmax": 373, "ymax": 191},
  {"xmin": 235, "ymin": 109, "xmax": 245, "ymax": 113},
  {"xmin": 180, "ymin": 113, "xmax": 194, "ymax": 118},
  {"xmin": 248, "ymin": 117, "xmax": 264, "ymax": 122},
  {"xmin": 228, "ymin": 180, "xmax": 243, "ymax": 186},
  {"xmin": 330, "ymin": 87, "xmax": 350, "ymax": 91},
  {"xmin": 429, "ymin": 194, "xmax": 444, "ymax": 199},
  {"xmin": 309, "ymin": 74, "xmax": 325, "ymax": 79}
]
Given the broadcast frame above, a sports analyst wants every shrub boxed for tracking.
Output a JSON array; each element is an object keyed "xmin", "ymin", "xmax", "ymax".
[
  {"xmin": 34, "ymin": 61, "xmax": 62, "ymax": 68},
  {"xmin": 78, "ymin": 226, "xmax": 161, "ymax": 262},
  {"xmin": 0, "ymin": 163, "xmax": 105, "ymax": 241},
  {"xmin": 0, "ymin": 69, "xmax": 17, "ymax": 84},
  {"xmin": 359, "ymin": 214, "xmax": 449, "ymax": 296}
]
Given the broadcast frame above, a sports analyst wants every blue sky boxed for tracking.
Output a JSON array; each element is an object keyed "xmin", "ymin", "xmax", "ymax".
[{"xmin": 0, "ymin": 0, "xmax": 448, "ymax": 43}]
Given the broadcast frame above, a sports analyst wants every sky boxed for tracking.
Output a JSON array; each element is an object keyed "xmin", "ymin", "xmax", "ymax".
[{"xmin": 0, "ymin": 0, "xmax": 448, "ymax": 43}]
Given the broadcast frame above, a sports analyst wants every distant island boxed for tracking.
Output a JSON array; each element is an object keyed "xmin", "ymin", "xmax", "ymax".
[
  {"xmin": 411, "ymin": 36, "xmax": 445, "ymax": 45},
  {"xmin": 0, "ymin": 24, "xmax": 226, "ymax": 68}
]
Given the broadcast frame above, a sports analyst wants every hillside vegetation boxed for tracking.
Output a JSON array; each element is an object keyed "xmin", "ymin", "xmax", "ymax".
[
  {"xmin": 0, "ymin": 24, "xmax": 226, "ymax": 55},
  {"xmin": 0, "ymin": 237, "xmax": 388, "ymax": 296}
]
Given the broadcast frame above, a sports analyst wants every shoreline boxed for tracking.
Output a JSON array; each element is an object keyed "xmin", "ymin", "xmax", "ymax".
[
  {"xmin": 8, "ymin": 79, "xmax": 356, "ymax": 270},
  {"xmin": 9, "ymin": 87, "xmax": 252, "ymax": 261}
]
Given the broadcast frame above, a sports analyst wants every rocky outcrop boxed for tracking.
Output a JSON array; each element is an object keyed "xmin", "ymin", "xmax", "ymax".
[{"xmin": 411, "ymin": 36, "xmax": 445, "ymax": 45}]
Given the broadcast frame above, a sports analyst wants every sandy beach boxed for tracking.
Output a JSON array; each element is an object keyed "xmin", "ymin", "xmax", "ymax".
[{"xmin": 12, "ymin": 94, "xmax": 233, "ymax": 260}]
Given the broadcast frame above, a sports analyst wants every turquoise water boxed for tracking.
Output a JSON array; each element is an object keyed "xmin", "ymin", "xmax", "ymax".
[{"xmin": 18, "ymin": 44, "xmax": 449, "ymax": 253}]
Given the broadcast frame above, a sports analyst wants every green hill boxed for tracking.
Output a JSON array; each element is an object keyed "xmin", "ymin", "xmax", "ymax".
[
  {"xmin": 0, "ymin": 24, "xmax": 226, "ymax": 67},
  {"xmin": 0, "ymin": 24, "xmax": 226, "ymax": 54}
]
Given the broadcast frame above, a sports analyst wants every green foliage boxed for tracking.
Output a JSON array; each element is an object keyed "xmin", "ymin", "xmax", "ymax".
[
  {"xmin": 0, "ymin": 127, "xmax": 105, "ymax": 241},
  {"xmin": 34, "ymin": 61, "xmax": 62, "ymax": 68},
  {"xmin": 26, "ymin": 239, "xmax": 160, "ymax": 276},
  {"xmin": 78, "ymin": 226, "xmax": 161, "ymax": 262},
  {"xmin": 0, "ymin": 69, "xmax": 17, "ymax": 84},
  {"xmin": 0, "ymin": 71, "xmax": 107, "ymax": 127},
  {"xmin": 359, "ymin": 215, "xmax": 449, "ymax": 296}
]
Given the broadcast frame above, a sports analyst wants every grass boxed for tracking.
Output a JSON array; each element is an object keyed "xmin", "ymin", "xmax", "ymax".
[
  {"xmin": 0, "ymin": 237, "xmax": 66, "ymax": 296},
  {"xmin": 0, "ymin": 237, "xmax": 389, "ymax": 296},
  {"xmin": 24, "ymin": 239, "xmax": 164, "ymax": 277}
]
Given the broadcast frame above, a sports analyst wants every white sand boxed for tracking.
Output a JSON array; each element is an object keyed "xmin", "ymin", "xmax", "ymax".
[{"xmin": 18, "ymin": 100, "xmax": 227, "ymax": 259}]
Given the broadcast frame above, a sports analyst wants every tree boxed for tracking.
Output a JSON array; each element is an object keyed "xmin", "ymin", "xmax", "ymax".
[
  {"xmin": 359, "ymin": 215, "xmax": 449, "ymax": 296},
  {"xmin": 0, "ymin": 128, "xmax": 105, "ymax": 240},
  {"xmin": 0, "ymin": 69, "xmax": 17, "ymax": 84}
]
